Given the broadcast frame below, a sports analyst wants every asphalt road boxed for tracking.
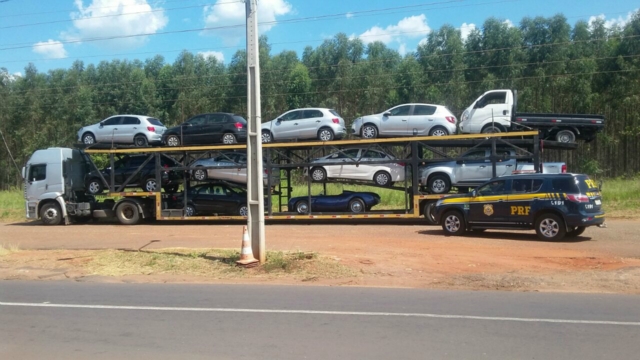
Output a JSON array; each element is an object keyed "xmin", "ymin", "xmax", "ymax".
[{"xmin": 1, "ymin": 282, "xmax": 640, "ymax": 359}]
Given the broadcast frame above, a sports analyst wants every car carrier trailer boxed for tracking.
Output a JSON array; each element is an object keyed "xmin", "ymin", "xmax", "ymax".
[{"xmin": 23, "ymin": 130, "xmax": 577, "ymax": 225}]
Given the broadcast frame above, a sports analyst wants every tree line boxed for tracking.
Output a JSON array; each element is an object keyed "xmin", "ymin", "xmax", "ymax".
[{"xmin": 1, "ymin": 12, "xmax": 639, "ymax": 189}]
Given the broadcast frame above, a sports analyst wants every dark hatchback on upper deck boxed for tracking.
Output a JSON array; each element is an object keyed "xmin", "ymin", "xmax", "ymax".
[
  {"xmin": 162, "ymin": 113, "xmax": 248, "ymax": 147},
  {"xmin": 433, "ymin": 173, "xmax": 605, "ymax": 241}
]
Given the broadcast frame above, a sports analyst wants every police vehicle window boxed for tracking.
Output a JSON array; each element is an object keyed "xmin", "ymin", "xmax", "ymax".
[
  {"xmin": 576, "ymin": 175, "xmax": 599, "ymax": 192},
  {"xmin": 513, "ymin": 179, "xmax": 532, "ymax": 193},
  {"xmin": 477, "ymin": 180, "xmax": 506, "ymax": 195},
  {"xmin": 29, "ymin": 164, "xmax": 46, "ymax": 181},
  {"xmin": 532, "ymin": 179, "xmax": 543, "ymax": 192},
  {"xmin": 551, "ymin": 178, "xmax": 579, "ymax": 193}
]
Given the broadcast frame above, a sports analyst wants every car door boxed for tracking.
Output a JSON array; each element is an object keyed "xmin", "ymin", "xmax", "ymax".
[
  {"xmin": 379, "ymin": 105, "xmax": 411, "ymax": 135},
  {"xmin": 210, "ymin": 184, "xmax": 238, "ymax": 214},
  {"xmin": 190, "ymin": 185, "xmax": 215, "ymax": 214},
  {"xmin": 297, "ymin": 109, "xmax": 324, "ymax": 139},
  {"xmin": 468, "ymin": 179, "xmax": 511, "ymax": 224},
  {"xmin": 270, "ymin": 110, "xmax": 302, "ymax": 140},
  {"xmin": 494, "ymin": 150, "xmax": 515, "ymax": 177},
  {"xmin": 203, "ymin": 114, "xmax": 226, "ymax": 144},
  {"xmin": 112, "ymin": 157, "xmax": 133, "ymax": 187},
  {"xmin": 507, "ymin": 178, "xmax": 543, "ymax": 223},
  {"xmin": 359, "ymin": 149, "xmax": 388, "ymax": 180},
  {"xmin": 410, "ymin": 105, "xmax": 437, "ymax": 135},
  {"xmin": 95, "ymin": 116, "xmax": 122, "ymax": 142},
  {"xmin": 467, "ymin": 90, "xmax": 510, "ymax": 133},
  {"xmin": 231, "ymin": 154, "xmax": 248, "ymax": 184},
  {"xmin": 454, "ymin": 150, "xmax": 493, "ymax": 184},
  {"xmin": 118, "ymin": 116, "xmax": 141, "ymax": 143},
  {"xmin": 325, "ymin": 148, "xmax": 360, "ymax": 179},
  {"xmin": 181, "ymin": 115, "xmax": 208, "ymax": 145}
]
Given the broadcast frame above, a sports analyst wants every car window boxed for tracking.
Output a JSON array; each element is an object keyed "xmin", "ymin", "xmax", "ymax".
[
  {"xmin": 575, "ymin": 175, "xmax": 599, "ymax": 193},
  {"xmin": 186, "ymin": 115, "xmax": 207, "ymax": 126},
  {"xmin": 478, "ymin": 92, "xmax": 507, "ymax": 107},
  {"xmin": 122, "ymin": 117, "xmax": 141, "ymax": 125},
  {"xmin": 303, "ymin": 109, "xmax": 323, "ymax": 119},
  {"xmin": 477, "ymin": 180, "xmax": 507, "ymax": 196},
  {"xmin": 208, "ymin": 114, "xmax": 227, "ymax": 124},
  {"xmin": 102, "ymin": 117, "xmax": 121, "ymax": 126},
  {"xmin": 463, "ymin": 150, "xmax": 487, "ymax": 160},
  {"xmin": 551, "ymin": 177, "xmax": 579, "ymax": 193},
  {"xmin": 232, "ymin": 115, "xmax": 247, "ymax": 124},
  {"xmin": 210, "ymin": 185, "xmax": 226, "ymax": 195},
  {"xmin": 364, "ymin": 150, "xmax": 387, "ymax": 159},
  {"xmin": 513, "ymin": 179, "xmax": 543, "ymax": 193},
  {"xmin": 496, "ymin": 150, "xmax": 511, "ymax": 160},
  {"xmin": 329, "ymin": 109, "xmax": 341, "ymax": 117},
  {"xmin": 128, "ymin": 157, "xmax": 146, "ymax": 168},
  {"xmin": 280, "ymin": 111, "xmax": 301, "ymax": 121},
  {"xmin": 28, "ymin": 164, "xmax": 46, "ymax": 181},
  {"xmin": 413, "ymin": 105, "xmax": 436, "ymax": 116},
  {"xmin": 147, "ymin": 118, "xmax": 164, "ymax": 126},
  {"xmin": 388, "ymin": 105, "xmax": 411, "ymax": 116},
  {"xmin": 332, "ymin": 149, "xmax": 361, "ymax": 159}
]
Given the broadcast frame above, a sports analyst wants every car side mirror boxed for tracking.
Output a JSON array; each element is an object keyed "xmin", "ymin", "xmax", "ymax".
[
  {"xmin": 383, "ymin": 112, "xmax": 391, "ymax": 117},
  {"xmin": 276, "ymin": 118, "xmax": 282, "ymax": 123},
  {"xmin": 99, "ymin": 122, "xmax": 104, "ymax": 128}
]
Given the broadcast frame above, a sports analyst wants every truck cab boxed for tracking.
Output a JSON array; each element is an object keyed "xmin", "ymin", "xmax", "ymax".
[{"xmin": 459, "ymin": 89, "xmax": 513, "ymax": 134}]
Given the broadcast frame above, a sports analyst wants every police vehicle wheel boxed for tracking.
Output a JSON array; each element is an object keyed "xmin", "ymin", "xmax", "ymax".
[
  {"xmin": 423, "ymin": 201, "xmax": 437, "ymax": 225},
  {"xmin": 116, "ymin": 202, "xmax": 141, "ymax": 225},
  {"xmin": 441, "ymin": 211, "xmax": 466, "ymax": 236},
  {"xmin": 428, "ymin": 174, "xmax": 451, "ymax": 194},
  {"xmin": 566, "ymin": 226, "xmax": 586, "ymax": 238},
  {"xmin": 535, "ymin": 213, "xmax": 566, "ymax": 241}
]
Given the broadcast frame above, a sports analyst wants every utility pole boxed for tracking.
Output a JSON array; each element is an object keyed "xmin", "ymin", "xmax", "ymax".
[{"xmin": 245, "ymin": 0, "xmax": 265, "ymax": 263}]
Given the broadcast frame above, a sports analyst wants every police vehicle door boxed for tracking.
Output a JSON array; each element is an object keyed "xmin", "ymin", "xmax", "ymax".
[
  {"xmin": 468, "ymin": 179, "xmax": 511, "ymax": 224},
  {"xmin": 507, "ymin": 178, "xmax": 543, "ymax": 223}
]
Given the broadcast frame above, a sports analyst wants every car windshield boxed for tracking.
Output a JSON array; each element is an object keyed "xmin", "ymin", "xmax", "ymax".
[
  {"xmin": 147, "ymin": 118, "xmax": 164, "ymax": 126},
  {"xmin": 229, "ymin": 186, "xmax": 246, "ymax": 195},
  {"xmin": 329, "ymin": 109, "xmax": 341, "ymax": 117}
]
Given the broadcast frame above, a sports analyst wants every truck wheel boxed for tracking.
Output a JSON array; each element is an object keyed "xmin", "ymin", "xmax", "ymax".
[
  {"xmin": 481, "ymin": 124, "xmax": 502, "ymax": 133},
  {"xmin": 423, "ymin": 201, "xmax": 437, "ymax": 225},
  {"xmin": 40, "ymin": 202, "xmax": 63, "ymax": 225},
  {"xmin": 535, "ymin": 213, "xmax": 566, "ymax": 241},
  {"xmin": 555, "ymin": 130, "xmax": 576, "ymax": 143},
  {"xmin": 441, "ymin": 210, "xmax": 466, "ymax": 236},
  {"xmin": 116, "ymin": 202, "xmax": 141, "ymax": 225},
  {"xmin": 428, "ymin": 174, "xmax": 451, "ymax": 194}
]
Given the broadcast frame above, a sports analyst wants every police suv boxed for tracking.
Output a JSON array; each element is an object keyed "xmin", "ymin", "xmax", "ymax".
[{"xmin": 433, "ymin": 173, "xmax": 605, "ymax": 241}]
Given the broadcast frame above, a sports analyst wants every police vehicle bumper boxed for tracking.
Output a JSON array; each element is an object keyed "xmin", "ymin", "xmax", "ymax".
[{"xmin": 564, "ymin": 211, "xmax": 606, "ymax": 228}]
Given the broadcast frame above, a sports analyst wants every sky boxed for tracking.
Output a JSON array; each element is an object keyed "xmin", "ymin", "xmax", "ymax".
[{"xmin": 0, "ymin": 0, "xmax": 638, "ymax": 77}]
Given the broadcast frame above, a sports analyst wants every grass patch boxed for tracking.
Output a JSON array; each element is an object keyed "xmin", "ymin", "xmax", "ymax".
[
  {"xmin": 0, "ymin": 188, "xmax": 24, "ymax": 221},
  {"xmin": 601, "ymin": 177, "xmax": 640, "ymax": 218},
  {"xmin": 85, "ymin": 248, "xmax": 356, "ymax": 279},
  {"xmin": 0, "ymin": 243, "xmax": 20, "ymax": 257}
]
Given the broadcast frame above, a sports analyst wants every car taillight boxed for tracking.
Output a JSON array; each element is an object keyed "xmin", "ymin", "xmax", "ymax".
[
  {"xmin": 264, "ymin": 168, "xmax": 268, "ymax": 174},
  {"xmin": 398, "ymin": 162, "xmax": 406, "ymax": 166},
  {"xmin": 445, "ymin": 116, "xmax": 456, "ymax": 124},
  {"xmin": 147, "ymin": 126, "xmax": 155, "ymax": 132},
  {"xmin": 234, "ymin": 122, "xmax": 243, "ymax": 129},
  {"xmin": 332, "ymin": 118, "xmax": 340, "ymax": 124},
  {"xmin": 567, "ymin": 194, "xmax": 590, "ymax": 203},
  {"xmin": 561, "ymin": 164, "xmax": 567, "ymax": 173}
]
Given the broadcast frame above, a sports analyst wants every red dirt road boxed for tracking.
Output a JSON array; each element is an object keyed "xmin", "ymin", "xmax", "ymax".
[{"xmin": 1, "ymin": 220, "xmax": 639, "ymax": 293}]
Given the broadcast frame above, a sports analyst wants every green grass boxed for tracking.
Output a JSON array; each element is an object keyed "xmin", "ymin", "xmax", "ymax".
[
  {"xmin": 599, "ymin": 177, "xmax": 640, "ymax": 218},
  {"xmin": 0, "ymin": 188, "xmax": 24, "ymax": 221}
]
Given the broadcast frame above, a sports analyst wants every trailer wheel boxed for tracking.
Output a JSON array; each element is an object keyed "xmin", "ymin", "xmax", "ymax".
[
  {"xmin": 40, "ymin": 202, "xmax": 63, "ymax": 226},
  {"xmin": 555, "ymin": 130, "xmax": 576, "ymax": 143},
  {"xmin": 116, "ymin": 202, "xmax": 141, "ymax": 225},
  {"xmin": 423, "ymin": 201, "xmax": 437, "ymax": 225}
]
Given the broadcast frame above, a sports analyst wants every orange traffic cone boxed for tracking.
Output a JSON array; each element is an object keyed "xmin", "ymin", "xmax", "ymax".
[{"xmin": 236, "ymin": 226, "xmax": 259, "ymax": 267}]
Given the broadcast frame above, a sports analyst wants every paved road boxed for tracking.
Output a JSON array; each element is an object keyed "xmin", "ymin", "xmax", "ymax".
[{"xmin": 1, "ymin": 281, "xmax": 639, "ymax": 359}]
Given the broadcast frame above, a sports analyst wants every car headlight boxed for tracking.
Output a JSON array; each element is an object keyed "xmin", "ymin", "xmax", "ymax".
[{"xmin": 461, "ymin": 110, "xmax": 469, "ymax": 122}]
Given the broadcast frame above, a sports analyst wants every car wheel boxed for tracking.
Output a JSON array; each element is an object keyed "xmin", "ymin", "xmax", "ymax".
[
  {"xmin": 193, "ymin": 167, "xmax": 207, "ymax": 181},
  {"xmin": 295, "ymin": 200, "xmax": 309, "ymax": 214},
  {"xmin": 481, "ymin": 124, "xmax": 502, "ymax": 134},
  {"xmin": 535, "ymin": 213, "xmax": 566, "ymax": 241},
  {"xmin": 566, "ymin": 226, "xmax": 586, "ymax": 238},
  {"xmin": 166, "ymin": 135, "xmax": 180, "ymax": 147},
  {"xmin": 40, "ymin": 202, "xmax": 63, "ymax": 225},
  {"xmin": 87, "ymin": 179, "xmax": 104, "ymax": 194},
  {"xmin": 555, "ymin": 130, "xmax": 576, "ymax": 143},
  {"xmin": 144, "ymin": 177, "xmax": 158, "ymax": 192},
  {"xmin": 134, "ymin": 135, "xmax": 148, "ymax": 147},
  {"xmin": 116, "ymin": 202, "xmax": 141, "ymax": 225},
  {"xmin": 238, "ymin": 204, "xmax": 249, "ymax": 216},
  {"xmin": 373, "ymin": 171, "xmax": 392, "ymax": 186},
  {"xmin": 348, "ymin": 198, "xmax": 365, "ymax": 213},
  {"xmin": 428, "ymin": 126, "xmax": 449, "ymax": 137},
  {"xmin": 318, "ymin": 128, "xmax": 334, "ymax": 141},
  {"xmin": 222, "ymin": 133, "xmax": 237, "ymax": 144},
  {"xmin": 261, "ymin": 130, "xmax": 273, "ymax": 143},
  {"xmin": 310, "ymin": 167, "xmax": 326, "ymax": 182},
  {"xmin": 361, "ymin": 124, "xmax": 378, "ymax": 139},
  {"xmin": 428, "ymin": 174, "xmax": 451, "ymax": 194},
  {"xmin": 423, "ymin": 201, "xmax": 437, "ymax": 225},
  {"xmin": 441, "ymin": 210, "xmax": 466, "ymax": 236},
  {"xmin": 82, "ymin": 132, "xmax": 96, "ymax": 145},
  {"xmin": 185, "ymin": 204, "xmax": 196, "ymax": 217}
]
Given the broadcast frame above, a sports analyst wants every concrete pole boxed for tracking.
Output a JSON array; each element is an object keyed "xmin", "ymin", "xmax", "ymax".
[{"xmin": 245, "ymin": 0, "xmax": 266, "ymax": 263}]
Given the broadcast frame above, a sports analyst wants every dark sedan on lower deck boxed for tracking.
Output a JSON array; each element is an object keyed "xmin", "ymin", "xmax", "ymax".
[{"xmin": 288, "ymin": 191, "xmax": 381, "ymax": 214}]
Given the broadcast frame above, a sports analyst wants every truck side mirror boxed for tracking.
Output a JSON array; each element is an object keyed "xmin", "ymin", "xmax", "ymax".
[
  {"xmin": 383, "ymin": 112, "xmax": 391, "ymax": 117},
  {"xmin": 21, "ymin": 167, "xmax": 26, "ymax": 179}
]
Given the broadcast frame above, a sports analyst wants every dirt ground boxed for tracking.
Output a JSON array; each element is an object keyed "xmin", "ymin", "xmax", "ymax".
[{"xmin": 1, "ymin": 219, "xmax": 640, "ymax": 293}]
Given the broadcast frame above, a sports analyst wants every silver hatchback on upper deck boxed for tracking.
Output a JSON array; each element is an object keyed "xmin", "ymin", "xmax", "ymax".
[
  {"xmin": 261, "ymin": 108, "xmax": 347, "ymax": 143},
  {"xmin": 77, "ymin": 115, "xmax": 166, "ymax": 147}
]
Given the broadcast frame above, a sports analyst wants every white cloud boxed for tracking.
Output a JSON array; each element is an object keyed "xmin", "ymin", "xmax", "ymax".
[
  {"xmin": 589, "ymin": 10, "xmax": 638, "ymax": 30},
  {"xmin": 460, "ymin": 22, "xmax": 476, "ymax": 41},
  {"xmin": 418, "ymin": 38, "xmax": 428, "ymax": 47},
  {"xmin": 32, "ymin": 40, "xmax": 68, "ymax": 59},
  {"xmin": 503, "ymin": 19, "xmax": 514, "ymax": 28},
  {"xmin": 66, "ymin": 0, "xmax": 168, "ymax": 49},
  {"xmin": 359, "ymin": 14, "xmax": 431, "ymax": 45},
  {"xmin": 202, "ymin": 0, "xmax": 292, "ymax": 45},
  {"xmin": 346, "ymin": 12, "xmax": 354, "ymax": 19},
  {"xmin": 398, "ymin": 43, "xmax": 407, "ymax": 56},
  {"xmin": 198, "ymin": 51, "xmax": 225, "ymax": 63}
]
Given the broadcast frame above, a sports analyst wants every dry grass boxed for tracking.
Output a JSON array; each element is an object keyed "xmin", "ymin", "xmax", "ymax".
[{"xmin": 0, "ymin": 243, "xmax": 20, "ymax": 257}]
